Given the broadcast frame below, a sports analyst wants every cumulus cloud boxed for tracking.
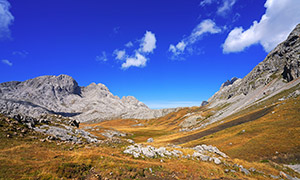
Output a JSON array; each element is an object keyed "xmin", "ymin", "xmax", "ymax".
[
  {"xmin": 2, "ymin": 59, "xmax": 12, "ymax": 66},
  {"xmin": 121, "ymin": 52, "xmax": 147, "ymax": 69},
  {"xmin": 169, "ymin": 19, "xmax": 221, "ymax": 59},
  {"xmin": 113, "ymin": 31, "xmax": 157, "ymax": 69},
  {"xmin": 140, "ymin": 31, "xmax": 156, "ymax": 53},
  {"xmin": 217, "ymin": 0, "xmax": 237, "ymax": 16},
  {"xmin": 96, "ymin": 51, "xmax": 108, "ymax": 62},
  {"xmin": 114, "ymin": 49, "xmax": 126, "ymax": 60},
  {"xmin": 0, "ymin": 0, "xmax": 14, "ymax": 39},
  {"xmin": 125, "ymin": 41, "xmax": 133, "ymax": 48},
  {"xmin": 223, "ymin": 0, "xmax": 300, "ymax": 53}
]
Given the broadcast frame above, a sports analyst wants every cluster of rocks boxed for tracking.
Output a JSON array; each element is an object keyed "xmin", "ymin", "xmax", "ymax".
[
  {"xmin": 13, "ymin": 114, "xmax": 41, "ymax": 129},
  {"xmin": 123, "ymin": 144, "xmax": 183, "ymax": 159},
  {"xmin": 101, "ymin": 130, "xmax": 126, "ymax": 139},
  {"xmin": 123, "ymin": 143, "xmax": 227, "ymax": 165},
  {"xmin": 34, "ymin": 125, "xmax": 98, "ymax": 144},
  {"xmin": 3, "ymin": 113, "xmax": 100, "ymax": 144},
  {"xmin": 179, "ymin": 114, "xmax": 204, "ymax": 129},
  {"xmin": 0, "ymin": 116, "xmax": 32, "ymax": 138},
  {"xmin": 279, "ymin": 90, "xmax": 300, "ymax": 101},
  {"xmin": 225, "ymin": 165, "xmax": 300, "ymax": 180}
]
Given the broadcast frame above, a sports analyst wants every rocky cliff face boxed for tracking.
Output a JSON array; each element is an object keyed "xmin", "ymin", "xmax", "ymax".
[
  {"xmin": 205, "ymin": 23, "xmax": 300, "ymax": 125},
  {"xmin": 0, "ymin": 75, "xmax": 177, "ymax": 122}
]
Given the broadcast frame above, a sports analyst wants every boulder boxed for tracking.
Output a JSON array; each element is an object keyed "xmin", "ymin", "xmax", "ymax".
[{"xmin": 147, "ymin": 138, "xmax": 154, "ymax": 143}]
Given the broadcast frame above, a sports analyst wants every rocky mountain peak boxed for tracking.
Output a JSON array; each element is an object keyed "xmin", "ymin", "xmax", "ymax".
[
  {"xmin": 221, "ymin": 77, "xmax": 240, "ymax": 89},
  {"xmin": 0, "ymin": 74, "xmax": 177, "ymax": 122},
  {"xmin": 86, "ymin": 82, "xmax": 109, "ymax": 92},
  {"xmin": 121, "ymin": 96, "xmax": 149, "ymax": 109},
  {"xmin": 286, "ymin": 23, "xmax": 300, "ymax": 40},
  {"xmin": 23, "ymin": 74, "xmax": 81, "ymax": 96}
]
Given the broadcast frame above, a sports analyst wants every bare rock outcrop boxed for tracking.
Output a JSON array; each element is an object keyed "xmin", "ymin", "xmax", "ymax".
[
  {"xmin": 188, "ymin": 23, "xmax": 300, "ymax": 128},
  {"xmin": 0, "ymin": 75, "xmax": 178, "ymax": 122}
]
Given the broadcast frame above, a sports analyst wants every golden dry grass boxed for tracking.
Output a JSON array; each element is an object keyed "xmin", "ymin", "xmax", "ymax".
[{"xmin": 1, "ymin": 84, "xmax": 300, "ymax": 179}]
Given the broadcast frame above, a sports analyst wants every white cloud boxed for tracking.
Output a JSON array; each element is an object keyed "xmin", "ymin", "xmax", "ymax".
[
  {"xmin": 140, "ymin": 31, "xmax": 156, "ymax": 53},
  {"xmin": 113, "ymin": 31, "xmax": 157, "ymax": 69},
  {"xmin": 190, "ymin": 19, "xmax": 222, "ymax": 43},
  {"xmin": 200, "ymin": 0, "xmax": 214, "ymax": 7},
  {"xmin": 12, "ymin": 50, "xmax": 29, "ymax": 58},
  {"xmin": 200, "ymin": 0, "xmax": 236, "ymax": 16},
  {"xmin": 95, "ymin": 51, "xmax": 108, "ymax": 62},
  {"xmin": 169, "ymin": 19, "xmax": 221, "ymax": 58},
  {"xmin": 2, "ymin": 59, "xmax": 12, "ymax": 66},
  {"xmin": 125, "ymin": 41, "xmax": 133, "ymax": 48},
  {"xmin": 169, "ymin": 41, "xmax": 187, "ymax": 55},
  {"xmin": 0, "ymin": 0, "xmax": 14, "ymax": 39},
  {"xmin": 176, "ymin": 41, "xmax": 186, "ymax": 51},
  {"xmin": 121, "ymin": 52, "xmax": 147, "ymax": 69},
  {"xmin": 217, "ymin": 0, "xmax": 237, "ymax": 16},
  {"xmin": 223, "ymin": 0, "xmax": 300, "ymax": 53},
  {"xmin": 114, "ymin": 49, "xmax": 126, "ymax": 60}
]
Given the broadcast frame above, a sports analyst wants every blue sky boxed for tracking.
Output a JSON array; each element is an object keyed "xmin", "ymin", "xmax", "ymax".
[{"xmin": 1, "ymin": 0, "xmax": 300, "ymax": 108}]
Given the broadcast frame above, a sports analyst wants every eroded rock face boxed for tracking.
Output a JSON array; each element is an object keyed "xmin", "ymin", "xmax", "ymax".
[
  {"xmin": 209, "ymin": 24, "xmax": 300, "ymax": 103},
  {"xmin": 198, "ymin": 24, "xmax": 300, "ymax": 127},
  {"xmin": 0, "ymin": 75, "xmax": 178, "ymax": 122}
]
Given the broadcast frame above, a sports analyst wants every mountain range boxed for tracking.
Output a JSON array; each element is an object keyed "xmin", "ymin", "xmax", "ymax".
[
  {"xmin": 0, "ymin": 75, "xmax": 178, "ymax": 122},
  {"xmin": 1, "ymin": 24, "xmax": 300, "ymax": 126}
]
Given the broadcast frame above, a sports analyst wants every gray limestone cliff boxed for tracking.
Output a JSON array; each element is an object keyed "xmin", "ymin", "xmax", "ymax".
[{"xmin": 0, "ymin": 75, "xmax": 178, "ymax": 122}]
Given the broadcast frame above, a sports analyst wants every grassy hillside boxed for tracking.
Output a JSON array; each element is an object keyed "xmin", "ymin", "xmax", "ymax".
[{"xmin": 1, "ymin": 85, "xmax": 300, "ymax": 179}]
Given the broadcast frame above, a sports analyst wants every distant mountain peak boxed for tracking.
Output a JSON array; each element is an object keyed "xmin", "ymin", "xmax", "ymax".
[{"xmin": 0, "ymin": 74, "xmax": 177, "ymax": 122}]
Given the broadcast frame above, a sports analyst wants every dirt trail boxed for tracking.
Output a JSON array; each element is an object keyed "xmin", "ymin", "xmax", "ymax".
[{"xmin": 171, "ymin": 106, "xmax": 274, "ymax": 145}]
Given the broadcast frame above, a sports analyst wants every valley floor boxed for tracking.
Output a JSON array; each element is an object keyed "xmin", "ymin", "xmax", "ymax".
[{"xmin": 0, "ymin": 94, "xmax": 300, "ymax": 179}]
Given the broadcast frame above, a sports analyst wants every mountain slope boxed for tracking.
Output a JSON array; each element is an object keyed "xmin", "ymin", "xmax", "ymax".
[
  {"xmin": 203, "ymin": 23, "xmax": 300, "ymax": 126},
  {"xmin": 0, "ymin": 75, "xmax": 177, "ymax": 122}
]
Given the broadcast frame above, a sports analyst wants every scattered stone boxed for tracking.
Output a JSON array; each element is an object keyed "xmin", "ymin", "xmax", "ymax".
[
  {"xmin": 131, "ymin": 123, "xmax": 144, "ymax": 127},
  {"xmin": 101, "ymin": 130, "xmax": 126, "ymax": 139},
  {"xmin": 249, "ymin": 167, "xmax": 256, "ymax": 172},
  {"xmin": 193, "ymin": 144, "xmax": 228, "ymax": 158},
  {"xmin": 213, "ymin": 157, "xmax": 221, "ymax": 165},
  {"xmin": 279, "ymin": 171, "xmax": 295, "ymax": 180},
  {"xmin": 127, "ymin": 139, "xmax": 135, "ymax": 144},
  {"xmin": 270, "ymin": 175, "xmax": 280, "ymax": 179},
  {"xmin": 240, "ymin": 167, "xmax": 250, "ymax": 175},
  {"xmin": 286, "ymin": 164, "xmax": 300, "ymax": 174},
  {"xmin": 147, "ymin": 138, "xmax": 154, "ymax": 143},
  {"xmin": 68, "ymin": 119, "xmax": 80, "ymax": 128}
]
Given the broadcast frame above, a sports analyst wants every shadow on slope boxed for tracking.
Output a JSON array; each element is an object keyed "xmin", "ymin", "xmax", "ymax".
[
  {"xmin": 171, "ymin": 106, "xmax": 274, "ymax": 145},
  {"xmin": 1, "ymin": 99, "xmax": 81, "ymax": 117}
]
